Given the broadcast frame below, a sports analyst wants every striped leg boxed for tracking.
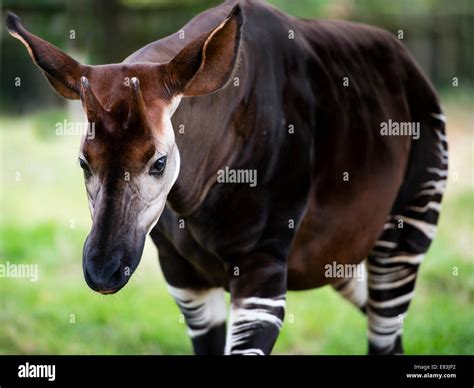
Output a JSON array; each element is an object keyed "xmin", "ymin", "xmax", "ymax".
[
  {"xmin": 168, "ymin": 286, "xmax": 227, "ymax": 355},
  {"xmin": 151, "ymin": 228, "xmax": 228, "ymax": 355},
  {"xmin": 367, "ymin": 249, "xmax": 423, "ymax": 354},
  {"xmin": 226, "ymin": 295, "xmax": 286, "ymax": 355},
  {"xmin": 367, "ymin": 127, "xmax": 447, "ymax": 354},
  {"xmin": 225, "ymin": 255, "xmax": 287, "ymax": 355},
  {"xmin": 332, "ymin": 261, "xmax": 368, "ymax": 313}
]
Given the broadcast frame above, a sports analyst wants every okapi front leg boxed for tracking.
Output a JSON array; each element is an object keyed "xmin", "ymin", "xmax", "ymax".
[
  {"xmin": 168, "ymin": 286, "xmax": 227, "ymax": 355},
  {"xmin": 152, "ymin": 230, "xmax": 228, "ymax": 355},
  {"xmin": 226, "ymin": 256, "xmax": 287, "ymax": 355}
]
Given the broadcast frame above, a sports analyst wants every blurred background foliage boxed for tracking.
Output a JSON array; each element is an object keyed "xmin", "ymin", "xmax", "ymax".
[{"xmin": 0, "ymin": 0, "xmax": 473, "ymax": 354}]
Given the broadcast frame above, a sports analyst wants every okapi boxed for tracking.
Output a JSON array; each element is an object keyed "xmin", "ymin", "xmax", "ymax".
[{"xmin": 6, "ymin": 0, "xmax": 447, "ymax": 355}]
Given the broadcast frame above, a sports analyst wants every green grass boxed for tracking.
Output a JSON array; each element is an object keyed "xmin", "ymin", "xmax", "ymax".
[{"xmin": 0, "ymin": 105, "xmax": 473, "ymax": 355}]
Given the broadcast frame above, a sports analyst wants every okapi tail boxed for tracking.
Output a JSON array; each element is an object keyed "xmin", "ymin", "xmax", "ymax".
[{"xmin": 389, "ymin": 39, "xmax": 448, "ymax": 217}]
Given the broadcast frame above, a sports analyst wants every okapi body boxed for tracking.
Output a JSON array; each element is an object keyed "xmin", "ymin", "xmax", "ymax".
[{"xmin": 6, "ymin": 0, "xmax": 447, "ymax": 355}]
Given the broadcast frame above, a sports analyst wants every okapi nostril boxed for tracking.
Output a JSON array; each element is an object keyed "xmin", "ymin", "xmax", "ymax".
[{"xmin": 84, "ymin": 256, "xmax": 122, "ymax": 288}]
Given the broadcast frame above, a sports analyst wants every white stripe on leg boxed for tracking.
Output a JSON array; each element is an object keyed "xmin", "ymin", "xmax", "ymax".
[
  {"xmin": 333, "ymin": 262, "xmax": 367, "ymax": 309},
  {"xmin": 168, "ymin": 286, "xmax": 227, "ymax": 338},
  {"xmin": 225, "ymin": 296, "xmax": 286, "ymax": 355}
]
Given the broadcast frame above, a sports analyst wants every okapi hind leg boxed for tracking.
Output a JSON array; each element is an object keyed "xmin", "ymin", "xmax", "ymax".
[
  {"xmin": 367, "ymin": 124, "xmax": 447, "ymax": 355},
  {"xmin": 367, "ymin": 244, "xmax": 422, "ymax": 355},
  {"xmin": 332, "ymin": 261, "xmax": 368, "ymax": 313}
]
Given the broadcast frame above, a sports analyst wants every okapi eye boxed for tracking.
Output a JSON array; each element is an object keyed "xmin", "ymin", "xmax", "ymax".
[
  {"xmin": 79, "ymin": 158, "xmax": 92, "ymax": 178},
  {"xmin": 151, "ymin": 156, "xmax": 167, "ymax": 176}
]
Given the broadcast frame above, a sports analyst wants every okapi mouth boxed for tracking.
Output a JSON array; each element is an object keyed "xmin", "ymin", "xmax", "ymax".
[
  {"xmin": 83, "ymin": 267, "xmax": 127, "ymax": 295},
  {"xmin": 82, "ymin": 234, "xmax": 146, "ymax": 295},
  {"xmin": 98, "ymin": 289, "xmax": 119, "ymax": 295}
]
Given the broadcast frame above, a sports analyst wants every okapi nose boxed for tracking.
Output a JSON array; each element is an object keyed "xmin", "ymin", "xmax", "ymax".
[{"xmin": 84, "ymin": 252, "xmax": 123, "ymax": 291}]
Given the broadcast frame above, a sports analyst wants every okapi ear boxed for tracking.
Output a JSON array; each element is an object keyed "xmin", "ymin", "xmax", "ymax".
[
  {"xmin": 5, "ymin": 11, "xmax": 84, "ymax": 99},
  {"xmin": 165, "ymin": 5, "xmax": 243, "ymax": 97}
]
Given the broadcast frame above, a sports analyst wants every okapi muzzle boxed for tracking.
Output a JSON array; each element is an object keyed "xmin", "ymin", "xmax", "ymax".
[{"xmin": 6, "ymin": 7, "xmax": 242, "ymax": 294}]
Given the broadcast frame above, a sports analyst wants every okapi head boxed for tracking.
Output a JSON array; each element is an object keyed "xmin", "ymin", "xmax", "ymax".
[{"xmin": 6, "ymin": 7, "xmax": 242, "ymax": 293}]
